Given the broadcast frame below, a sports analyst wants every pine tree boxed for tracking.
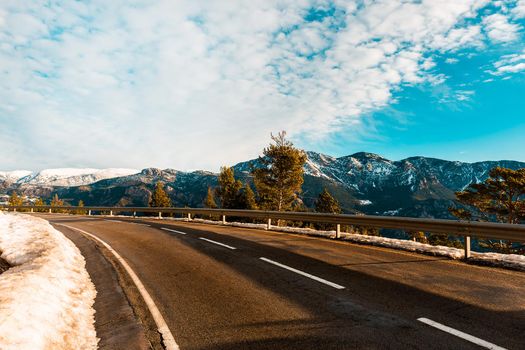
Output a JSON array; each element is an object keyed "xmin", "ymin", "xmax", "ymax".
[
  {"xmin": 450, "ymin": 166, "xmax": 525, "ymax": 253},
  {"xmin": 149, "ymin": 182, "xmax": 171, "ymax": 207},
  {"xmin": 252, "ymin": 131, "xmax": 307, "ymax": 212},
  {"xmin": 315, "ymin": 188, "xmax": 341, "ymax": 214},
  {"xmin": 204, "ymin": 187, "xmax": 217, "ymax": 209},
  {"xmin": 8, "ymin": 192, "xmax": 23, "ymax": 207},
  {"xmin": 450, "ymin": 167, "xmax": 525, "ymax": 224},
  {"xmin": 50, "ymin": 194, "xmax": 63, "ymax": 207},
  {"xmin": 241, "ymin": 182, "xmax": 258, "ymax": 210},
  {"xmin": 50, "ymin": 194, "xmax": 64, "ymax": 213},
  {"xmin": 76, "ymin": 200, "xmax": 86, "ymax": 215},
  {"xmin": 33, "ymin": 197, "xmax": 45, "ymax": 211},
  {"xmin": 313, "ymin": 188, "xmax": 341, "ymax": 231},
  {"xmin": 216, "ymin": 167, "xmax": 243, "ymax": 209}
]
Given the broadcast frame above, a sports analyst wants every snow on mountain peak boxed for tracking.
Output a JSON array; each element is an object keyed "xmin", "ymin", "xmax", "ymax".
[
  {"xmin": 0, "ymin": 170, "xmax": 32, "ymax": 182},
  {"xmin": 15, "ymin": 168, "xmax": 139, "ymax": 186}
]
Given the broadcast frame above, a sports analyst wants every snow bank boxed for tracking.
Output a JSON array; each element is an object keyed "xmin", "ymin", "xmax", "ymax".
[
  {"xmin": 167, "ymin": 217, "xmax": 525, "ymax": 271},
  {"xmin": 0, "ymin": 212, "xmax": 97, "ymax": 350}
]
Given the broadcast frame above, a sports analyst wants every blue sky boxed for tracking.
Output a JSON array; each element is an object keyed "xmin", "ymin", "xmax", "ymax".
[{"xmin": 1, "ymin": 1, "xmax": 525, "ymax": 171}]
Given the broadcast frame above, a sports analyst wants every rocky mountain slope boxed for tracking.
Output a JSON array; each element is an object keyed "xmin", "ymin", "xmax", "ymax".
[{"xmin": 1, "ymin": 152, "xmax": 524, "ymax": 219}]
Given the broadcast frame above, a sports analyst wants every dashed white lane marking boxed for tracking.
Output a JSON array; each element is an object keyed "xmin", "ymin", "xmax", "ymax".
[
  {"xmin": 104, "ymin": 219, "xmax": 122, "ymax": 223},
  {"xmin": 259, "ymin": 257, "xmax": 345, "ymax": 290},
  {"xmin": 198, "ymin": 237, "xmax": 237, "ymax": 250},
  {"xmin": 59, "ymin": 224, "xmax": 179, "ymax": 350},
  {"xmin": 161, "ymin": 228, "xmax": 187, "ymax": 235},
  {"xmin": 417, "ymin": 318, "xmax": 507, "ymax": 350}
]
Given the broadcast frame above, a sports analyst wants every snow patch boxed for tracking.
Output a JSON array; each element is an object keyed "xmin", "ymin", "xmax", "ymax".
[
  {"xmin": 0, "ymin": 212, "xmax": 97, "ymax": 350},
  {"xmin": 165, "ymin": 217, "xmax": 525, "ymax": 271},
  {"xmin": 0, "ymin": 170, "xmax": 32, "ymax": 182},
  {"xmin": 16, "ymin": 168, "xmax": 139, "ymax": 186}
]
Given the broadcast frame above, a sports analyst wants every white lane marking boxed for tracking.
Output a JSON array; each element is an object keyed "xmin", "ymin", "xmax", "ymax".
[
  {"xmin": 198, "ymin": 237, "xmax": 236, "ymax": 250},
  {"xmin": 417, "ymin": 318, "xmax": 507, "ymax": 350},
  {"xmin": 58, "ymin": 224, "xmax": 179, "ymax": 350},
  {"xmin": 104, "ymin": 219, "xmax": 122, "ymax": 223},
  {"xmin": 259, "ymin": 257, "xmax": 345, "ymax": 290},
  {"xmin": 161, "ymin": 228, "xmax": 187, "ymax": 235}
]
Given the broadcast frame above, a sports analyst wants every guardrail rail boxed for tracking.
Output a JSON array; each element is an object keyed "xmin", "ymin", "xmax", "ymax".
[{"xmin": 2, "ymin": 205, "xmax": 525, "ymax": 259}]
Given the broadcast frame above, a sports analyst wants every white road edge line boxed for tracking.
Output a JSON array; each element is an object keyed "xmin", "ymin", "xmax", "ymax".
[
  {"xmin": 161, "ymin": 228, "xmax": 187, "ymax": 235},
  {"xmin": 58, "ymin": 224, "xmax": 179, "ymax": 350},
  {"xmin": 259, "ymin": 257, "xmax": 345, "ymax": 290},
  {"xmin": 198, "ymin": 237, "xmax": 236, "ymax": 250},
  {"xmin": 417, "ymin": 318, "xmax": 507, "ymax": 350}
]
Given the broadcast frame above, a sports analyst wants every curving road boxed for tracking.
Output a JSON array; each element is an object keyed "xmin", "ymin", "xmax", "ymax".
[{"xmin": 38, "ymin": 214, "xmax": 524, "ymax": 350}]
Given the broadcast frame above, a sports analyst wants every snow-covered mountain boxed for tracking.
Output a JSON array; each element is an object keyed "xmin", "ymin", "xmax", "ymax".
[
  {"xmin": 0, "ymin": 170, "xmax": 32, "ymax": 183},
  {"xmin": 2, "ymin": 168, "xmax": 139, "ymax": 187},
  {"xmin": 1, "ymin": 152, "xmax": 524, "ymax": 219}
]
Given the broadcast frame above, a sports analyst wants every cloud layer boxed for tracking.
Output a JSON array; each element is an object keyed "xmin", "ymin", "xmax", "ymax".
[{"xmin": 0, "ymin": 0, "xmax": 524, "ymax": 170}]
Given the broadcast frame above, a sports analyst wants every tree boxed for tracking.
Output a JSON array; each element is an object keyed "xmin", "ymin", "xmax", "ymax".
[
  {"xmin": 450, "ymin": 166, "xmax": 525, "ymax": 253},
  {"xmin": 215, "ymin": 167, "xmax": 243, "ymax": 209},
  {"xmin": 34, "ymin": 197, "xmax": 45, "ymax": 212},
  {"xmin": 204, "ymin": 187, "xmax": 217, "ymax": 209},
  {"xmin": 76, "ymin": 200, "xmax": 86, "ymax": 215},
  {"xmin": 252, "ymin": 131, "xmax": 307, "ymax": 212},
  {"xmin": 50, "ymin": 194, "xmax": 64, "ymax": 213},
  {"xmin": 240, "ymin": 182, "xmax": 257, "ymax": 210},
  {"xmin": 450, "ymin": 167, "xmax": 525, "ymax": 224},
  {"xmin": 8, "ymin": 192, "xmax": 23, "ymax": 207},
  {"xmin": 149, "ymin": 182, "xmax": 171, "ymax": 207},
  {"xmin": 315, "ymin": 188, "xmax": 341, "ymax": 214},
  {"xmin": 50, "ymin": 194, "xmax": 63, "ymax": 207},
  {"xmin": 314, "ymin": 189, "xmax": 341, "ymax": 230}
]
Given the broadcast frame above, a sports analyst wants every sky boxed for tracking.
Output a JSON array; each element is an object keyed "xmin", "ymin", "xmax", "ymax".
[{"xmin": 1, "ymin": 0, "xmax": 524, "ymax": 171}]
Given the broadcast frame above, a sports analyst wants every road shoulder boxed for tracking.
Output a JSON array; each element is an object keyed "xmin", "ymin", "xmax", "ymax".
[{"xmin": 58, "ymin": 225, "xmax": 162, "ymax": 350}]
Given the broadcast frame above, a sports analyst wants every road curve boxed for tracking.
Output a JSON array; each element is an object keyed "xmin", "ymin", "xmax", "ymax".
[{"xmin": 39, "ymin": 214, "xmax": 524, "ymax": 350}]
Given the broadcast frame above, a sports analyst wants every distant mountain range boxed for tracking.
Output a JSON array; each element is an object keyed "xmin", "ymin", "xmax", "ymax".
[{"xmin": 2, "ymin": 152, "xmax": 524, "ymax": 219}]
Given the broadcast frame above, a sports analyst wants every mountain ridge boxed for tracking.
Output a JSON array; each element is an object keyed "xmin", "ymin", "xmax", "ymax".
[{"xmin": 1, "ymin": 151, "xmax": 524, "ymax": 219}]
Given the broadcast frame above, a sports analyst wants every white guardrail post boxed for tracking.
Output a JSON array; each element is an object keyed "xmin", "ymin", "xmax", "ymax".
[
  {"xmin": 336, "ymin": 224, "xmax": 341, "ymax": 239},
  {"xmin": 187, "ymin": 213, "xmax": 191, "ymax": 220},
  {"xmin": 158, "ymin": 211, "xmax": 162, "ymax": 218},
  {"xmin": 267, "ymin": 218, "xmax": 272, "ymax": 230},
  {"xmin": 222, "ymin": 215, "xmax": 226, "ymax": 224},
  {"xmin": 464, "ymin": 235, "xmax": 471, "ymax": 259}
]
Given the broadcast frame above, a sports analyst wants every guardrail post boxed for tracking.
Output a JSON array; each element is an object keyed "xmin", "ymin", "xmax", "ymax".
[
  {"xmin": 48, "ymin": 208, "xmax": 52, "ymax": 213},
  {"xmin": 30, "ymin": 208, "xmax": 33, "ymax": 213},
  {"xmin": 133, "ymin": 211, "xmax": 136, "ymax": 218},
  {"xmin": 336, "ymin": 224, "xmax": 341, "ymax": 239},
  {"xmin": 158, "ymin": 211, "xmax": 162, "ymax": 219},
  {"xmin": 187, "ymin": 213, "xmax": 192, "ymax": 220},
  {"xmin": 464, "ymin": 235, "xmax": 471, "ymax": 259},
  {"xmin": 267, "ymin": 218, "xmax": 272, "ymax": 230},
  {"xmin": 13, "ymin": 208, "xmax": 16, "ymax": 212},
  {"xmin": 222, "ymin": 215, "xmax": 226, "ymax": 224},
  {"xmin": 88, "ymin": 210, "xmax": 91, "ymax": 216},
  {"xmin": 109, "ymin": 210, "xmax": 113, "ymax": 216}
]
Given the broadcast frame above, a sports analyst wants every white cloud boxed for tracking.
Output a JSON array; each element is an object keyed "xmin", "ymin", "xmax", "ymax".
[
  {"xmin": 490, "ymin": 49, "xmax": 525, "ymax": 75},
  {"xmin": 0, "ymin": 0, "xmax": 523, "ymax": 171},
  {"xmin": 483, "ymin": 13, "xmax": 521, "ymax": 42},
  {"xmin": 513, "ymin": 0, "xmax": 525, "ymax": 18}
]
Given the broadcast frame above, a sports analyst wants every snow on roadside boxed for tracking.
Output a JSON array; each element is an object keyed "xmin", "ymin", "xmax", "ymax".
[
  {"xmin": 166, "ymin": 217, "xmax": 525, "ymax": 271},
  {"xmin": 0, "ymin": 212, "xmax": 98, "ymax": 350}
]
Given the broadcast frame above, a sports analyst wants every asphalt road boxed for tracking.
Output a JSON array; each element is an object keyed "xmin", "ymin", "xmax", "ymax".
[{"xmin": 39, "ymin": 214, "xmax": 524, "ymax": 350}]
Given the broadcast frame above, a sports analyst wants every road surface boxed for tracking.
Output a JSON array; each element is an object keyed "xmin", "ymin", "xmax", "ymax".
[{"xmin": 38, "ymin": 214, "xmax": 524, "ymax": 350}]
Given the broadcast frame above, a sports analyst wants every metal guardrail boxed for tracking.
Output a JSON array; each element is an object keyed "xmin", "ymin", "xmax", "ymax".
[{"xmin": 2, "ymin": 205, "xmax": 525, "ymax": 258}]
